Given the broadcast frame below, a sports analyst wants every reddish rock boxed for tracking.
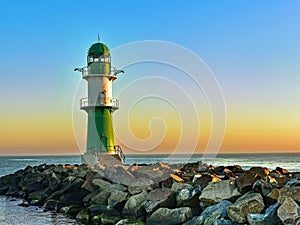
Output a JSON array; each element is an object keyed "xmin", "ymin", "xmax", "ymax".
[{"xmin": 249, "ymin": 167, "xmax": 270, "ymax": 178}]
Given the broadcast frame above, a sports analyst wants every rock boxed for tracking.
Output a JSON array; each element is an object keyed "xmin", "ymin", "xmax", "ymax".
[
  {"xmin": 247, "ymin": 202, "xmax": 281, "ymax": 225},
  {"xmin": 170, "ymin": 174, "xmax": 185, "ymax": 183},
  {"xmin": 100, "ymin": 207, "xmax": 122, "ymax": 225},
  {"xmin": 171, "ymin": 182, "xmax": 193, "ymax": 192},
  {"xmin": 116, "ymin": 218, "xmax": 145, "ymax": 225},
  {"xmin": 268, "ymin": 186, "xmax": 300, "ymax": 204},
  {"xmin": 176, "ymin": 186, "xmax": 201, "ymax": 215},
  {"xmin": 132, "ymin": 164, "xmax": 171, "ymax": 182},
  {"xmin": 144, "ymin": 188, "xmax": 175, "ymax": 214},
  {"xmin": 60, "ymin": 204, "xmax": 82, "ymax": 217},
  {"xmin": 212, "ymin": 218, "xmax": 233, "ymax": 225},
  {"xmin": 91, "ymin": 188, "xmax": 111, "ymax": 205},
  {"xmin": 249, "ymin": 167, "xmax": 270, "ymax": 178},
  {"xmin": 108, "ymin": 189, "xmax": 128, "ymax": 208},
  {"xmin": 128, "ymin": 178, "xmax": 155, "ymax": 195},
  {"xmin": 122, "ymin": 190, "xmax": 148, "ymax": 217},
  {"xmin": 253, "ymin": 179, "xmax": 275, "ymax": 196},
  {"xmin": 81, "ymin": 174, "xmax": 97, "ymax": 192},
  {"xmin": 76, "ymin": 208, "xmax": 90, "ymax": 222},
  {"xmin": 199, "ymin": 180, "xmax": 241, "ymax": 205},
  {"xmin": 46, "ymin": 172, "xmax": 59, "ymax": 191},
  {"xmin": 275, "ymin": 167, "xmax": 289, "ymax": 174},
  {"xmin": 184, "ymin": 200, "xmax": 232, "ymax": 225},
  {"xmin": 18, "ymin": 200, "xmax": 30, "ymax": 207},
  {"xmin": 227, "ymin": 192, "xmax": 265, "ymax": 224},
  {"xmin": 236, "ymin": 171, "xmax": 259, "ymax": 194},
  {"xmin": 277, "ymin": 197, "xmax": 300, "ymax": 225},
  {"xmin": 146, "ymin": 207, "xmax": 193, "ymax": 225},
  {"xmin": 192, "ymin": 174, "xmax": 213, "ymax": 188},
  {"xmin": 92, "ymin": 178, "xmax": 111, "ymax": 191},
  {"xmin": 105, "ymin": 165, "xmax": 136, "ymax": 186}
]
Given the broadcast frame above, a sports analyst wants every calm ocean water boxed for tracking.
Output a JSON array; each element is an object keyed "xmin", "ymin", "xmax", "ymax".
[{"xmin": 0, "ymin": 153, "xmax": 299, "ymax": 224}]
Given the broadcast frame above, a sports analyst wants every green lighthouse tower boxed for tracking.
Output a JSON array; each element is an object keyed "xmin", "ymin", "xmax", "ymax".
[{"xmin": 75, "ymin": 40, "xmax": 125, "ymax": 165}]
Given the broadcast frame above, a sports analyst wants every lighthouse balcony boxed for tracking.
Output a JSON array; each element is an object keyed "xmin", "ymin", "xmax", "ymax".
[
  {"xmin": 78, "ymin": 67, "xmax": 118, "ymax": 79},
  {"xmin": 80, "ymin": 97, "xmax": 119, "ymax": 110}
]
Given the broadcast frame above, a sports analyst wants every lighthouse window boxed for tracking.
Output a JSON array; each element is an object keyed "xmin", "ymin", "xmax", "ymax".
[
  {"xmin": 100, "ymin": 58, "xmax": 105, "ymax": 62},
  {"xmin": 89, "ymin": 57, "xmax": 93, "ymax": 62},
  {"xmin": 94, "ymin": 58, "xmax": 99, "ymax": 62},
  {"xmin": 105, "ymin": 57, "xmax": 109, "ymax": 62}
]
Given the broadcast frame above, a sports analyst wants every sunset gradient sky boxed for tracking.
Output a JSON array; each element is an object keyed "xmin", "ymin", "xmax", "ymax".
[{"xmin": 0, "ymin": 1, "xmax": 299, "ymax": 155}]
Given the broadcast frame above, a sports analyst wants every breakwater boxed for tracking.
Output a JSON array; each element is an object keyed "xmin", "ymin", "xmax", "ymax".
[{"xmin": 0, "ymin": 161, "xmax": 299, "ymax": 225}]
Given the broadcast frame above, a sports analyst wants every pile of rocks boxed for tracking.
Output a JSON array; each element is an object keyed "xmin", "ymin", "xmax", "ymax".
[{"xmin": 0, "ymin": 161, "xmax": 299, "ymax": 225}]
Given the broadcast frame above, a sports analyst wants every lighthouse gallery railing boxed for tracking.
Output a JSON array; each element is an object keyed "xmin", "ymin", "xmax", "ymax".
[{"xmin": 80, "ymin": 97, "xmax": 119, "ymax": 109}]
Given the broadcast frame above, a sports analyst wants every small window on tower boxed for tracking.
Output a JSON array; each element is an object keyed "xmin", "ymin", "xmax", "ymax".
[
  {"xmin": 89, "ymin": 57, "xmax": 93, "ymax": 62},
  {"xmin": 94, "ymin": 58, "xmax": 99, "ymax": 62},
  {"xmin": 105, "ymin": 57, "xmax": 109, "ymax": 62},
  {"xmin": 100, "ymin": 57, "xmax": 105, "ymax": 62}
]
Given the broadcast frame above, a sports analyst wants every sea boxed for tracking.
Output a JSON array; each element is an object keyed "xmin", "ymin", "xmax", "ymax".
[{"xmin": 0, "ymin": 153, "xmax": 299, "ymax": 225}]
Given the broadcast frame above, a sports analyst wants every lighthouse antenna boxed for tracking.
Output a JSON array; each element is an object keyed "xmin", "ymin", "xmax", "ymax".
[{"xmin": 98, "ymin": 34, "xmax": 100, "ymax": 43}]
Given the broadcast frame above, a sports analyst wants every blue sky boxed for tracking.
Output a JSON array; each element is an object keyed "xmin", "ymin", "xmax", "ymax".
[{"xmin": 0, "ymin": 0, "xmax": 299, "ymax": 155}]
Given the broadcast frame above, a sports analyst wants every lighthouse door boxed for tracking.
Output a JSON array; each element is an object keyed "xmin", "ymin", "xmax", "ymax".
[{"xmin": 100, "ymin": 89, "xmax": 107, "ymax": 104}]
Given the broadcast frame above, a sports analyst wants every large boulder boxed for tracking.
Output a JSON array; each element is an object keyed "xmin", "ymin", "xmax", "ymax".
[
  {"xmin": 104, "ymin": 165, "xmax": 136, "ymax": 186},
  {"xmin": 249, "ymin": 167, "xmax": 270, "ymax": 178},
  {"xmin": 247, "ymin": 202, "xmax": 282, "ymax": 225},
  {"xmin": 184, "ymin": 200, "xmax": 232, "ymax": 225},
  {"xmin": 253, "ymin": 179, "xmax": 275, "ymax": 196},
  {"xmin": 199, "ymin": 180, "xmax": 241, "ymax": 205},
  {"xmin": 192, "ymin": 174, "xmax": 213, "ymax": 188},
  {"xmin": 128, "ymin": 178, "xmax": 155, "ymax": 195},
  {"xmin": 176, "ymin": 186, "xmax": 201, "ymax": 215},
  {"xmin": 92, "ymin": 178, "xmax": 111, "ymax": 191},
  {"xmin": 227, "ymin": 192, "xmax": 265, "ymax": 224},
  {"xmin": 122, "ymin": 190, "xmax": 148, "ymax": 218},
  {"xmin": 146, "ymin": 207, "xmax": 193, "ymax": 225},
  {"xmin": 236, "ymin": 171, "xmax": 259, "ymax": 194},
  {"xmin": 107, "ymin": 189, "xmax": 128, "ymax": 208},
  {"xmin": 277, "ymin": 197, "xmax": 300, "ymax": 225},
  {"xmin": 268, "ymin": 186, "xmax": 300, "ymax": 204},
  {"xmin": 144, "ymin": 188, "xmax": 175, "ymax": 214}
]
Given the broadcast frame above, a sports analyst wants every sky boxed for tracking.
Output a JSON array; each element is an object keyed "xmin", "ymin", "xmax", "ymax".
[{"xmin": 0, "ymin": 0, "xmax": 299, "ymax": 155}]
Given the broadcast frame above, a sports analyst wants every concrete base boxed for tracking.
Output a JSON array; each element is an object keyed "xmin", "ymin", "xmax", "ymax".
[{"xmin": 81, "ymin": 152, "xmax": 123, "ymax": 166}]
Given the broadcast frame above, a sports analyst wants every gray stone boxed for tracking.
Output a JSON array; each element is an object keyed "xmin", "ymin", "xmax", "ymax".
[
  {"xmin": 268, "ymin": 186, "xmax": 300, "ymax": 204},
  {"xmin": 199, "ymin": 180, "xmax": 241, "ymax": 205},
  {"xmin": 184, "ymin": 200, "xmax": 232, "ymax": 225},
  {"xmin": 227, "ymin": 192, "xmax": 265, "ymax": 224},
  {"xmin": 277, "ymin": 197, "xmax": 300, "ymax": 225},
  {"xmin": 91, "ymin": 188, "xmax": 111, "ymax": 205},
  {"xmin": 213, "ymin": 219, "xmax": 232, "ymax": 225},
  {"xmin": 176, "ymin": 186, "xmax": 201, "ymax": 215},
  {"xmin": 247, "ymin": 202, "xmax": 282, "ymax": 225},
  {"xmin": 105, "ymin": 165, "xmax": 136, "ymax": 186},
  {"xmin": 76, "ymin": 208, "xmax": 90, "ymax": 222},
  {"xmin": 108, "ymin": 189, "xmax": 128, "ymax": 207},
  {"xmin": 171, "ymin": 182, "xmax": 193, "ymax": 192},
  {"xmin": 128, "ymin": 178, "xmax": 155, "ymax": 195},
  {"xmin": 92, "ymin": 178, "xmax": 111, "ymax": 191},
  {"xmin": 146, "ymin": 207, "xmax": 193, "ymax": 225},
  {"xmin": 116, "ymin": 219, "xmax": 145, "ymax": 225},
  {"xmin": 144, "ymin": 188, "xmax": 175, "ymax": 214},
  {"xmin": 253, "ymin": 179, "xmax": 275, "ymax": 196},
  {"xmin": 122, "ymin": 190, "xmax": 148, "ymax": 217}
]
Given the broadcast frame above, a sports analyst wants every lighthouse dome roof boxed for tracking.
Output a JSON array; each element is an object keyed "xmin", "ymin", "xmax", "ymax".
[{"xmin": 88, "ymin": 43, "xmax": 110, "ymax": 56}]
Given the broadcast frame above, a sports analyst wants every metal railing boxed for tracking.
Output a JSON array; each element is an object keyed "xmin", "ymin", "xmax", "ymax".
[
  {"xmin": 78, "ymin": 67, "xmax": 119, "ymax": 78},
  {"xmin": 80, "ymin": 97, "xmax": 119, "ymax": 109},
  {"xmin": 114, "ymin": 145, "xmax": 126, "ymax": 164}
]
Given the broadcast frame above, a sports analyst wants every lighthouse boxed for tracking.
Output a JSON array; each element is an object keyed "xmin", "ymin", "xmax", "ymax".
[{"xmin": 75, "ymin": 39, "xmax": 125, "ymax": 165}]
